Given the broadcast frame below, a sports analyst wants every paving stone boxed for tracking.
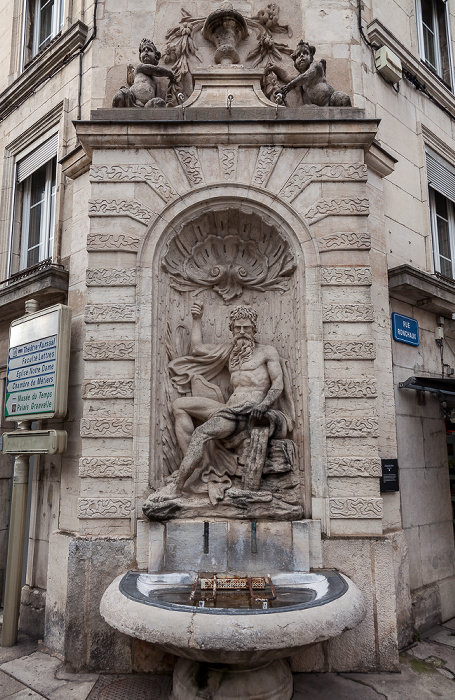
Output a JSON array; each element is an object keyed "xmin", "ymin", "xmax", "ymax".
[
  {"xmin": 8, "ymin": 691, "xmax": 46, "ymax": 699},
  {"xmin": 406, "ymin": 639, "xmax": 455, "ymax": 675},
  {"xmin": 293, "ymin": 672, "xmax": 384, "ymax": 698},
  {"xmin": 443, "ymin": 618, "xmax": 455, "ymax": 631},
  {"xmin": 0, "ymin": 671, "xmax": 28, "ymax": 698},
  {"xmin": 427, "ymin": 628, "xmax": 455, "ymax": 649},
  {"xmin": 0, "ymin": 652, "xmax": 68, "ymax": 696}
]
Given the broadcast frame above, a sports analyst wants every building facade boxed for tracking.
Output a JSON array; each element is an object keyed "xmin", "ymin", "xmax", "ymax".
[{"xmin": 0, "ymin": 0, "xmax": 454, "ymax": 674}]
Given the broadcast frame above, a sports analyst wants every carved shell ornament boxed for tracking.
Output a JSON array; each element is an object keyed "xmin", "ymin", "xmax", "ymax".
[{"xmin": 162, "ymin": 211, "xmax": 296, "ymax": 302}]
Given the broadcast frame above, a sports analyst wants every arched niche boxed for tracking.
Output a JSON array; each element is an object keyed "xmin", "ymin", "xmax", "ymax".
[{"xmin": 137, "ymin": 194, "xmax": 317, "ymax": 519}]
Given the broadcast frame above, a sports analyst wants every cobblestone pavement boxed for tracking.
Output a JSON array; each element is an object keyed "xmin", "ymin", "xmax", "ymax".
[{"xmin": 0, "ymin": 620, "xmax": 454, "ymax": 699}]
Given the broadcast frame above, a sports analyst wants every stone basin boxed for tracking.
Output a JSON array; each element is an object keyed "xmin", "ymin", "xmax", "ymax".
[{"xmin": 100, "ymin": 570, "xmax": 366, "ymax": 667}]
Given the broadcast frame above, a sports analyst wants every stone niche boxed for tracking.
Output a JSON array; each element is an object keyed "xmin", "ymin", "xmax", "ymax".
[{"xmin": 145, "ymin": 204, "xmax": 308, "ymax": 521}]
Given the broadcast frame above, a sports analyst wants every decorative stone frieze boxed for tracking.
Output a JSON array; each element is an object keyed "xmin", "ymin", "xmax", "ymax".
[
  {"xmin": 82, "ymin": 380, "xmax": 134, "ymax": 399},
  {"xmin": 174, "ymin": 147, "xmax": 204, "ymax": 186},
  {"xmin": 327, "ymin": 457, "xmax": 382, "ymax": 477},
  {"xmin": 320, "ymin": 267, "xmax": 372, "ymax": 285},
  {"xmin": 78, "ymin": 498, "xmax": 134, "ymax": 518},
  {"xmin": 88, "ymin": 199, "xmax": 154, "ymax": 225},
  {"xmin": 86, "ymin": 269, "xmax": 137, "ymax": 286},
  {"xmin": 252, "ymin": 146, "xmax": 282, "ymax": 187},
  {"xmin": 326, "ymin": 418, "xmax": 379, "ymax": 438},
  {"xmin": 306, "ymin": 198, "xmax": 369, "ymax": 224},
  {"xmin": 79, "ymin": 457, "xmax": 134, "ymax": 478},
  {"xmin": 90, "ymin": 165, "xmax": 178, "ymax": 202},
  {"xmin": 87, "ymin": 233, "xmax": 142, "ymax": 252},
  {"xmin": 219, "ymin": 146, "xmax": 238, "ymax": 181},
  {"xmin": 329, "ymin": 497, "xmax": 383, "ymax": 518},
  {"xmin": 80, "ymin": 418, "xmax": 134, "ymax": 438},
  {"xmin": 322, "ymin": 304, "xmax": 374, "ymax": 322},
  {"xmin": 325, "ymin": 379, "xmax": 377, "ymax": 398},
  {"xmin": 323, "ymin": 341, "xmax": 376, "ymax": 360},
  {"xmin": 83, "ymin": 341, "xmax": 135, "ymax": 361},
  {"xmin": 317, "ymin": 232, "xmax": 371, "ymax": 251},
  {"xmin": 84, "ymin": 304, "xmax": 136, "ymax": 323},
  {"xmin": 280, "ymin": 164, "xmax": 367, "ymax": 202}
]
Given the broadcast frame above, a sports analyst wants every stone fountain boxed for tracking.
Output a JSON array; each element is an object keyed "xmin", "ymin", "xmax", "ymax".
[{"xmin": 100, "ymin": 4, "xmax": 372, "ymax": 698}]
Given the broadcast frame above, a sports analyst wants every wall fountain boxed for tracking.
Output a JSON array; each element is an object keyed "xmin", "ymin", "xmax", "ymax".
[{"xmin": 93, "ymin": 2, "xmax": 390, "ymax": 697}]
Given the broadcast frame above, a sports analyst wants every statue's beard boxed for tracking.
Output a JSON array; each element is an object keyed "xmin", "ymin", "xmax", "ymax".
[{"xmin": 230, "ymin": 334, "xmax": 255, "ymax": 368}]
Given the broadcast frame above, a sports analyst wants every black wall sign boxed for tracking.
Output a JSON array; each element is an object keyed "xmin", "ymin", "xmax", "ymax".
[{"xmin": 380, "ymin": 458, "xmax": 399, "ymax": 492}]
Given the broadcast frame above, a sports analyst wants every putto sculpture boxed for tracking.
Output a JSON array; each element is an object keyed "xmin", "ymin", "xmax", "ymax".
[
  {"xmin": 143, "ymin": 301, "xmax": 301, "ymax": 520},
  {"xmin": 112, "ymin": 39, "xmax": 175, "ymax": 108},
  {"xmin": 266, "ymin": 40, "xmax": 352, "ymax": 106}
]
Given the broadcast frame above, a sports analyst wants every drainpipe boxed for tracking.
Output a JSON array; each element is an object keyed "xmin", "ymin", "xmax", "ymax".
[{"xmin": 1, "ymin": 298, "xmax": 38, "ymax": 646}]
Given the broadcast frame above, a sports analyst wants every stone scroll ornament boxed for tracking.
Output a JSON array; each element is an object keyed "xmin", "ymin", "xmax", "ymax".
[
  {"xmin": 162, "ymin": 225, "xmax": 296, "ymax": 303},
  {"xmin": 143, "ymin": 304, "xmax": 303, "ymax": 522},
  {"xmin": 264, "ymin": 39, "xmax": 351, "ymax": 106}
]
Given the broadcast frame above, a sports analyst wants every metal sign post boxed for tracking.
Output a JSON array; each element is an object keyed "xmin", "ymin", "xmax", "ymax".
[{"xmin": 1, "ymin": 299, "xmax": 71, "ymax": 647}]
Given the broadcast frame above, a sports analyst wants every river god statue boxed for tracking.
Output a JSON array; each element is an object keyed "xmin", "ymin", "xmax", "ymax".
[{"xmin": 143, "ymin": 302, "xmax": 302, "ymax": 521}]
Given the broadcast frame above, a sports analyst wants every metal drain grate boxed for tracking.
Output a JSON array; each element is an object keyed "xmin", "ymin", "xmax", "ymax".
[{"xmin": 98, "ymin": 677, "xmax": 171, "ymax": 700}]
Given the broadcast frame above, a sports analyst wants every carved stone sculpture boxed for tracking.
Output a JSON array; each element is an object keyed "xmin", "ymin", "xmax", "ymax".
[
  {"xmin": 143, "ymin": 303, "xmax": 302, "ymax": 521},
  {"xmin": 266, "ymin": 40, "xmax": 351, "ymax": 106},
  {"xmin": 202, "ymin": 2, "xmax": 249, "ymax": 65},
  {"xmin": 112, "ymin": 38, "xmax": 175, "ymax": 108}
]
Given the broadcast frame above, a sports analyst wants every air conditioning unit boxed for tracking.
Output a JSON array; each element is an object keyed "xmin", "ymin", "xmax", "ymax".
[{"xmin": 374, "ymin": 46, "xmax": 402, "ymax": 84}]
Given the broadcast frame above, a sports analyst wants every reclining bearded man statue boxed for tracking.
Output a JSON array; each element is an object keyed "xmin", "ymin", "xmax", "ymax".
[{"xmin": 143, "ymin": 302, "xmax": 299, "ymax": 520}]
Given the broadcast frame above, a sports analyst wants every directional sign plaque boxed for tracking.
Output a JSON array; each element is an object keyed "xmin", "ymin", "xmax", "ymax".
[{"xmin": 5, "ymin": 304, "xmax": 72, "ymax": 421}]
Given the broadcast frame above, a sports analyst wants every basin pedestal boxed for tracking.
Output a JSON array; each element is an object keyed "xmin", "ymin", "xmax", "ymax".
[{"xmin": 171, "ymin": 657, "xmax": 293, "ymax": 700}]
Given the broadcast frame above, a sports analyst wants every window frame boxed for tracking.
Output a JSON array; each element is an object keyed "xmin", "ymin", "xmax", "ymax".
[
  {"xmin": 429, "ymin": 186, "xmax": 455, "ymax": 278},
  {"xmin": 21, "ymin": 0, "xmax": 65, "ymax": 67},
  {"xmin": 18, "ymin": 158, "xmax": 56, "ymax": 271},
  {"xmin": 416, "ymin": 0, "xmax": 455, "ymax": 88}
]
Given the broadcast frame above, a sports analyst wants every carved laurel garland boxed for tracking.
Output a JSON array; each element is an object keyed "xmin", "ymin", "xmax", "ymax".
[
  {"xmin": 78, "ymin": 498, "xmax": 134, "ymax": 518},
  {"xmin": 325, "ymin": 379, "xmax": 377, "ymax": 398},
  {"xmin": 280, "ymin": 164, "xmax": 367, "ymax": 202},
  {"xmin": 318, "ymin": 232, "xmax": 371, "ymax": 251},
  {"xmin": 326, "ymin": 418, "xmax": 379, "ymax": 438},
  {"xmin": 322, "ymin": 304, "xmax": 374, "ymax": 323},
  {"xmin": 82, "ymin": 380, "xmax": 134, "ymax": 399},
  {"xmin": 88, "ymin": 199, "xmax": 154, "ymax": 225},
  {"xmin": 86, "ymin": 269, "xmax": 137, "ymax": 286},
  {"xmin": 83, "ymin": 341, "xmax": 135, "ymax": 361},
  {"xmin": 162, "ymin": 209, "xmax": 296, "ymax": 302},
  {"xmin": 87, "ymin": 233, "xmax": 142, "ymax": 252},
  {"xmin": 90, "ymin": 165, "xmax": 178, "ymax": 203},
  {"xmin": 306, "ymin": 198, "xmax": 369, "ymax": 224},
  {"xmin": 80, "ymin": 418, "xmax": 134, "ymax": 438},
  {"xmin": 84, "ymin": 305, "xmax": 136, "ymax": 323},
  {"xmin": 329, "ymin": 497, "xmax": 383, "ymax": 518},
  {"xmin": 323, "ymin": 341, "xmax": 376, "ymax": 360},
  {"xmin": 79, "ymin": 457, "xmax": 134, "ymax": 478},
  {"xmin": 327, "ymin": 457, "xmax": 382, "ymax": 477},
  {"xmin": 320, "ymin": 267, "xmax": 372, "ymax": 285}
]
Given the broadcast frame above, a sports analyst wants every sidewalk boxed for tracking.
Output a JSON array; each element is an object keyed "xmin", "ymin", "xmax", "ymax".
[{"xmin": 0, "ymin": 620, "xmax": 454, "ymax": 699}]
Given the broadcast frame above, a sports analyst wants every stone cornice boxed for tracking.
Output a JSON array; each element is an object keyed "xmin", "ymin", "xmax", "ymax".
[
  {"xmin": 367, "ymin": 18, "xmax": 455, "ymax": 119},
  {"xmin": 73, "ymin": 109, "xmax": 379, "ymax": 160},
  {"xmin": 388, "ymin": 264, "xmax": 455, "ymax": 316},
  {"xmin": 0, "ymin": 21, "xmax": 88, "ymax": 123}
]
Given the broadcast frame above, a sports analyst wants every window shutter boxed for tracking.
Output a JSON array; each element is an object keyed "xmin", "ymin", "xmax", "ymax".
[
  {"xmin": 16, "ymin": 133, "xmax": 58, "ymax": 183},
  {"xmin": 426, "ymin": 150, "xmax": 455, "ymax": 203}
]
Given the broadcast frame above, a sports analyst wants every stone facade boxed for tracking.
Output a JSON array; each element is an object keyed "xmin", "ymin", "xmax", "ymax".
[{"xmin": 0, "ymin": 0, "xmax": 453, "ymax": 678}]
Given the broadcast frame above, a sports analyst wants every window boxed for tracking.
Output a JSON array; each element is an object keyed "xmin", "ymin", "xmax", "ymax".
[
  {"xmin": 24, "ymin": 0, "xmax": 64, "ymax": 62},
  {"xmin": 11, "ymin": 134, "xmax": 58, "ymax": 274},
  {"xmin": 427, "ymin": 149, "xmax": 455, "ymax": 279},
  {"xmin": 416, "ymin": 0, "xmax": 454, "ymax": 87}
]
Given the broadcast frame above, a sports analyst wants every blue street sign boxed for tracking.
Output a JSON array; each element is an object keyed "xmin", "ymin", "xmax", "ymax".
[{"xmin": 392, "ymin": 313, "xmax": 419, "ymax": 346}]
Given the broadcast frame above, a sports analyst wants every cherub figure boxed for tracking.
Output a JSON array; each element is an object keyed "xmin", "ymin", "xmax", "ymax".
[
  {"xmin": 112, "ymin": 38, "xmax": 175, "ymax": 108},
  {"xmin": 276, "ymin": 40, "xmax": 351, "ymax": 107}
]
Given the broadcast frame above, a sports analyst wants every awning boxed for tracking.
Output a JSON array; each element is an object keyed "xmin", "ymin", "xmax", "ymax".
[{"xmin": 399, "ymin": 376, "xmax": 455, "ymax": 398}]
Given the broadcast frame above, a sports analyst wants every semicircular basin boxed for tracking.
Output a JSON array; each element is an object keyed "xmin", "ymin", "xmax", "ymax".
[{"xmin": 100, "ymin": 571, "xmax": 366, "ymax": 666}]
